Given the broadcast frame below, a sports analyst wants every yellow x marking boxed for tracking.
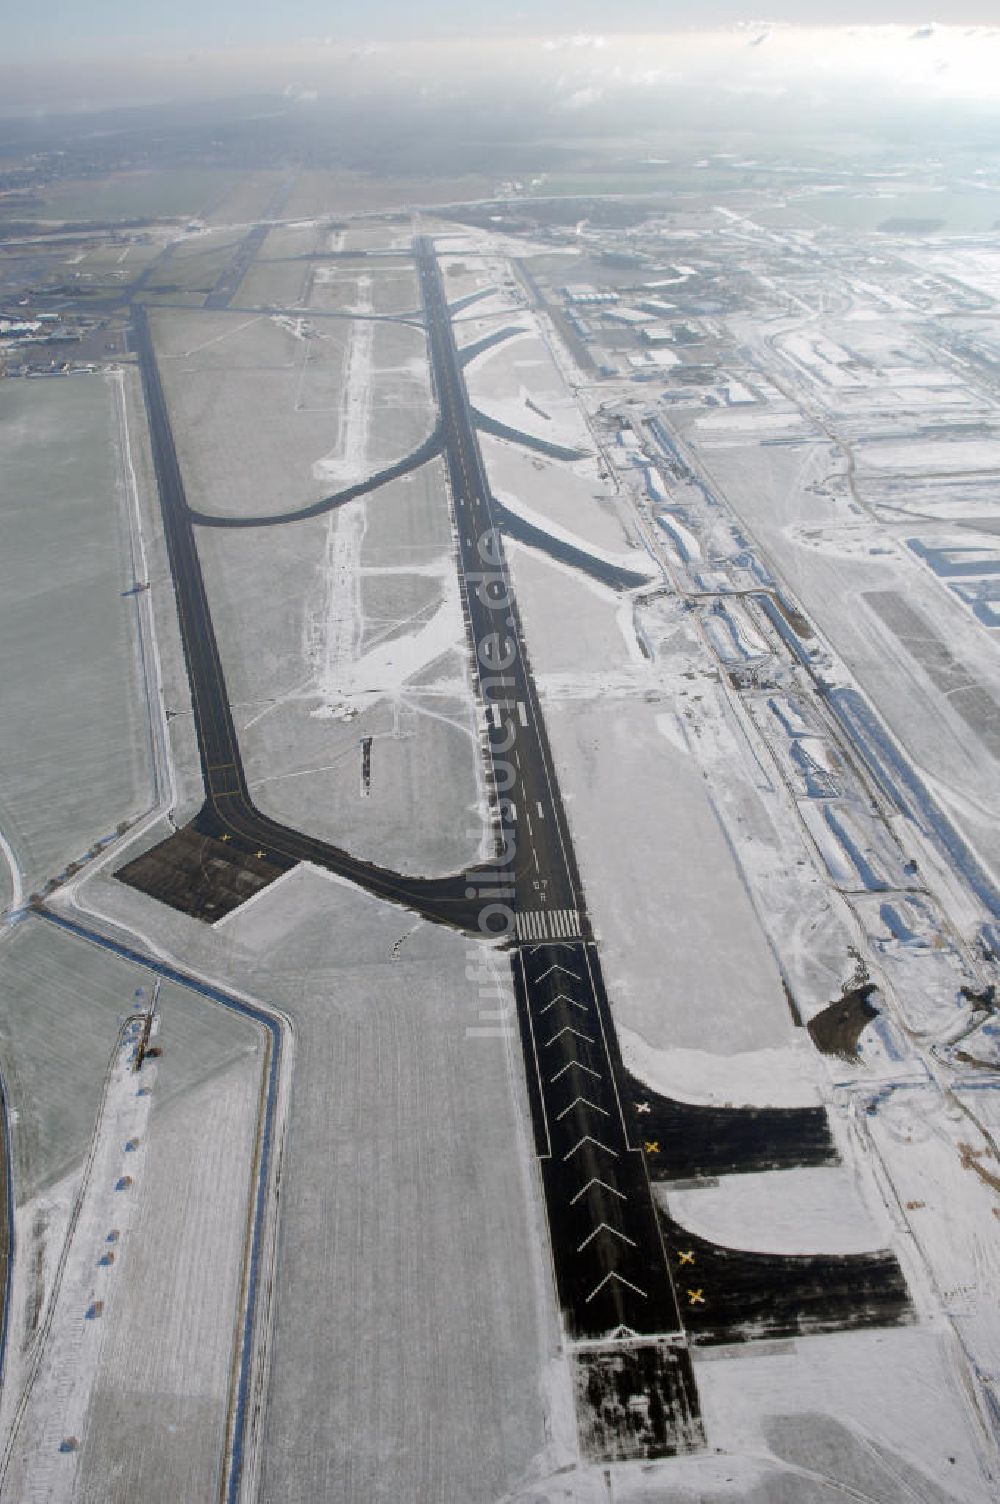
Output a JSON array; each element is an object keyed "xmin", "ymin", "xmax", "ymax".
[
  {"xmin": 219, "ymin": 833, "xmax": 230, "ymax": 843},
  {"xmin": 678, "ymin": 1250, "xmax": 695, "ymax": 1267},
  {"xmin": 644, "ymin": 1140, "xmax": 660, "ymax": 1155},
  {"xmin": 687, "ymin": 1288, "xmax": 705, "ymax": 1306}
]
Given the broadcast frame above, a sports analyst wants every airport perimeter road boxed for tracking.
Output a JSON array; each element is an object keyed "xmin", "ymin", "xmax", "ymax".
[{"xmin": 416, "ymin": 241, "xmax": 695, "ymax": 1356}]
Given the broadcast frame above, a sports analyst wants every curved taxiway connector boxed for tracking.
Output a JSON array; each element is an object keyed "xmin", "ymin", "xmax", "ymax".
[
  {"xmin": 457, "ymin": 325, "xmax": 527, "ymax": 368},
  {"xmin": 187, "ymin": 428, "xmax": 444, "ymax": 529},
  {"xmin": 448, "ymin": 286, "xmax": 499, "ymax": 316},
  {"xmin": 492, "ymin": 500, "xmax": 657, "ymax": 592},
  {"xmin": 471, "ymin": 407, "xmax": 589, "ymax": 463}
]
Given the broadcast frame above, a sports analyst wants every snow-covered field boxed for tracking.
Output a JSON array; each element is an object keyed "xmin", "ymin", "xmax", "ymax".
[
  {"xmin": 73, "ymin": 1014, "xmax": 264, "ymax": 1504},
  {"xmin": 198, "ymin": 456, "xmax": 488, "ymax": 876},
  {"xmin": 689, "ymin": 1326, "xmax": 995, "ymax": 1504},
  {"xmin": 466, "ymin": 331, "xmax": 595, "ymax": 452},
  {"xmin": 665, "ymin": 1165, "xmax": 888, "ymax": 1255},
  {"xmin": 180, "ymin": 869, "xmax": 556, "ymax": 1504},
  {"xmin": 0, "ymin": 375, "xmax": 152, "ymax": 903},
  {"xmin": 155, "ymin": 297, "xmax": 489, "ymax": 875},
  {"xmin": 0, "ymin": 922, "xmax": 266, "ymax": 1503},
  {"xmin": 545, "ymin": 688, "xmax": 793, "ymax": 1056},
  {"xmin": 857, "ymin": 436, "xmax": 1000, "ymax": 475},
  {"xmin": 907, "ymin": 243, "xmax": 1000, "ymax": 302},
  {"xmin": 482, "ymin": 436, "xmax": 638, "ymax": 559},
  {"xmin": 155, "ymin": 310, "xmax": 433, "ymax": 520}
]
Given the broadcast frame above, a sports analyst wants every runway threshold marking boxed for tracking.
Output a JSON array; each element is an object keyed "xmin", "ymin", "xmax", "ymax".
[{"xmin": 515, "ymin": 908, "xmax": 581, "ymax": 941}]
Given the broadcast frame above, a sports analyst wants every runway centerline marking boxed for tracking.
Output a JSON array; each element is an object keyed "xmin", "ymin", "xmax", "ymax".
[
  {"xmin": 556, "ymin": 1095, "xmax": 609, "ymax": 1120},
  {"xmin": 570, "ymin": 1177, "xmax": 626, "ymax": 1205},
  {"xmin": 535, "ymin": 964, "xmax": 581, "ymax": 983},
  {"xmin": 539, "ymin": 995, "xmax": 588, "ymax": 1014},
  {"xmin": 586, "ymin": 1272, "xmax": 647, "ymax": 1304},
  {"xmin": 564, "ymin": 1134, "xmax": 619, "ymax": 1161},
  {"xmin": 578, "ymin": 1222, "xmax": 637, "ymax": 1252},
  {"xmin": 550, "ymin": 1060, "xmax": 601, "ymax": 1083},
  {"xmin": 546, "ymin": 1025, "xmax": 594, "ymax": 1046}
]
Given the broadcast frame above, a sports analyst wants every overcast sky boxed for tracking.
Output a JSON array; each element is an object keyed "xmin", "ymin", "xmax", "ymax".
[
  {"xmin": 7, "ymin": 2, "xmax": 1000, "ymax": 59},
  {"xmin": 3, "ymin": 9, "xmax": 999, "ymax": 124}
]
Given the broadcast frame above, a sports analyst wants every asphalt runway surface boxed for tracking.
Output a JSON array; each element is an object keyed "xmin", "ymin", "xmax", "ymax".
[
  {"xmin": 205, "ymin": 177, "xmax": 296, "ymax": 311},
  {"xmin": 511, "ymin": 941, "xmax": 690, "ymax": 1341},
  {"xmin": 204, "ymin": 224, "xmax": 272, "ymax": 310}
]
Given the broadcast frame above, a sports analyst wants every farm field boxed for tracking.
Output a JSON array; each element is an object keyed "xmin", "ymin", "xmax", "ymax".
[
  {"xmin": 224, "ymin": 876, "xmax": 553, "ymax": 1504},
  {"xmin": 0, "ymin": 374, "xmax": 151, "ymax": 902},
  {"xmin": 3, "ymin": 170, "xmax": 240, "ymax": 225},
  {"xmin": 0, "ymin": 920, "xmax": 265, "ymax": 1502}
]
